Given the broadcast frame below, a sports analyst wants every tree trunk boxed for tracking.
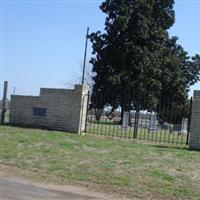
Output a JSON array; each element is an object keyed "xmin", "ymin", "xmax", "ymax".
[{"xmin": 95, "ymin": 109, "xmax": 103, "ymax": 121}]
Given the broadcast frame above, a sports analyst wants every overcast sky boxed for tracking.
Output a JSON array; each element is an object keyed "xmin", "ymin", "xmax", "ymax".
[{"xmin": 1, "ymin": 0, "xmax": 200, "ymax": 99}]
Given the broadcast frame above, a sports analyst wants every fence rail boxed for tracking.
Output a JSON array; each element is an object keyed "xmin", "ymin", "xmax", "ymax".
[{"xmin": 86, "ymin": 88, "xmax": 192, "ymax": 145}]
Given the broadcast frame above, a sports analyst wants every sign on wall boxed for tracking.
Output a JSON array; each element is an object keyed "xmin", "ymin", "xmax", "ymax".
[{"xmin": 33, "ymin": 107, "xmax": 47, "ymax": 117}]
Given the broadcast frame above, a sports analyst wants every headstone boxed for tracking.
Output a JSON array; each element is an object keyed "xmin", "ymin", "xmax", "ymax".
[
  {"xmin": 181, "ymin": 118, "xmax": 188, "ymax": 134},
  {"xmin": 122, "ymin": 111, "xmax": 129, "ymax": 128},
  {"xmin": 148, "ymin": 113, "xmax": 157, "ymax": 131}
]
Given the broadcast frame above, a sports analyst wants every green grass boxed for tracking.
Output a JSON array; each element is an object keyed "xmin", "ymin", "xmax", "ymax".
[
  {"xmin": 0, "ymin": 125, "xmax": 200, "ymax": 200},
  {"xmin": 87, "ymin": 121, "xmax": 188, "ymax": 145}
]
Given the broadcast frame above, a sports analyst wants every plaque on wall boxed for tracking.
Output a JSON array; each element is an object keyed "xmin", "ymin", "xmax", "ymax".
[{"xmin": 33, "ymin": 107, "xmax": 47, "ymax": 117}]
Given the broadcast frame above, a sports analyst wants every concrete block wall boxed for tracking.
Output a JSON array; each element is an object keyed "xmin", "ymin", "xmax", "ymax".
[
  {"xmin": 10, "ymin": 85, "xmax": 88, "ymax": 134},
  {"xmin": 189, "ymin": 90, "xmax": 200, "ymax": 150}
]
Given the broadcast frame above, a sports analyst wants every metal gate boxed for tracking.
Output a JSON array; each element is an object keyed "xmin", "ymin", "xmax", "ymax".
[{"xmin": 85, "ymin": 88, "xmax": 192, "ymax": 145}]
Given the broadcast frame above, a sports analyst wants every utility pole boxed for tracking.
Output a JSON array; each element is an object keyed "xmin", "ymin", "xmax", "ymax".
[
  {"xmin": 1, "ymin": 81, "xmax": 8, "ymax": 124},
  {"xmin": 81, "ymin": 27, "xmax": 89, "ymax": 85}
]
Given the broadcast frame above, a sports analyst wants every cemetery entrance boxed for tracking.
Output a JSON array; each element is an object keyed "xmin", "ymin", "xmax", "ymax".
[{"xmin": 85, "ymin": 88, "xmax": 192, "ymax": 145}]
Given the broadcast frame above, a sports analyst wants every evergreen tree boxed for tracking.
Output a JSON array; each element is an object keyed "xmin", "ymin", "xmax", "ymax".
[{"xmin": 89, "ymin": 0, "xmax": 200, "ymax": 123}]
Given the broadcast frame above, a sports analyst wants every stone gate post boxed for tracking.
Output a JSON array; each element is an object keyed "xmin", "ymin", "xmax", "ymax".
[{"xmin": 189, "ymin": 90, "xmax": 200, "ymax": 150}]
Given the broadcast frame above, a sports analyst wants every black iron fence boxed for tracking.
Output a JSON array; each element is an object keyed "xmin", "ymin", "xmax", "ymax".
[{"xmin": 85, "ymin": 88, "xmax": 192, "ymax": 145}]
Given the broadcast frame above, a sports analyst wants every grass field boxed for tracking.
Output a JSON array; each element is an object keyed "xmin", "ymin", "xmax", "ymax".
[{"xmin": 0, "ymin": 126, "xmax": 200, "ymax": 199}]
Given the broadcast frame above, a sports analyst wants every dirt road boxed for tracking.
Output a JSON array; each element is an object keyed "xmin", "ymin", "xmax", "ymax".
[{"xmin": 0, "ymin": 177, "xmax": 120, "ymax": 200}]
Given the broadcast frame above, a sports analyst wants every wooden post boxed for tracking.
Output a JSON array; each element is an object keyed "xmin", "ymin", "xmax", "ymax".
[{"xmin": 1, "ymin": 81, "xmax": 8, "ymax": 124}]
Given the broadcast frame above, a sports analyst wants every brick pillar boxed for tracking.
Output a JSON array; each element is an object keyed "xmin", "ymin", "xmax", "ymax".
[
  {"xmin": 189, "ymin": 90, "xmax": 200, "ymax": 151},
  {"xmin": 72, "ymin": 84, "xmax": 88, "ymax": 134},
  {"xmin": 1, "ymin": 81, "xmax": 8, "ymax": 124},
  {"xmin": 79, "ymin": 85, "xmax": 89, "ymax": 134}
]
